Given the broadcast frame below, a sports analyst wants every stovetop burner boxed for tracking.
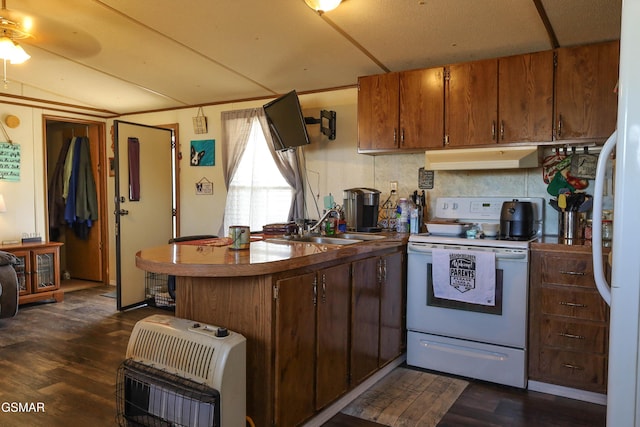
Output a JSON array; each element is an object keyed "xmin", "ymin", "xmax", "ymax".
[{"xmin": 409, "ymin": 196, "xmax": 544, "ymax": 249}]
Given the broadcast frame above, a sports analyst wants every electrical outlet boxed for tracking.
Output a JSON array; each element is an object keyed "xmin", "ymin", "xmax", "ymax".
[{"xmin": 390, "ymin": 181, "xmax": 398, "ymax": 192}]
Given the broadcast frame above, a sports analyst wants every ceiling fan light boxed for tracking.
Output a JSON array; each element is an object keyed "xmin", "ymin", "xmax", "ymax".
[
  {"xmin": 304, "ymin": 0, "xmax": 342, "ymax": 13},
  {"xmin": 0, "ymin": 36, "xmax": 29, "ymax": 63},
  {"xmin": 9, "ymin": 41, "xmax": 29, "ymax": 64},
  {"xmin": 0, "ymin": 36, "xmax": 15, "ymax": 59}
]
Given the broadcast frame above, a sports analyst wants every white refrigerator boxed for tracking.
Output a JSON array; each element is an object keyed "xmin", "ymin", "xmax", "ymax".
[{"xmin": 592, "ymin": 1, "xmax": 640, "ymax": 425}]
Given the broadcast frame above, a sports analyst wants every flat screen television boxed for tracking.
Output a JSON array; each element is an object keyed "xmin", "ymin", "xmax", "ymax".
[{"xmin": 263, "ymin": 90, "xmax": 311, "ymax": 151}]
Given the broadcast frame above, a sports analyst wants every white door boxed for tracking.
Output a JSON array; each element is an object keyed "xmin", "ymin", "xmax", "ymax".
[{"xmin": 114, "ymin": 120, "xmax": 175, "ymax": 310}]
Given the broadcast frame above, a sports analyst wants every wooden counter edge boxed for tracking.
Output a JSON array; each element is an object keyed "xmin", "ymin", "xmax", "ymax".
[{"xmin": 136, "ymin": 238, "xmax": 407, "ymax": 277}]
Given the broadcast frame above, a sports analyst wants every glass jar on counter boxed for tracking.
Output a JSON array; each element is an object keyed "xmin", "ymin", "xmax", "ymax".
[{"xmin": 602, "ymin": 219, "xmax": 613, "ymax": 247}]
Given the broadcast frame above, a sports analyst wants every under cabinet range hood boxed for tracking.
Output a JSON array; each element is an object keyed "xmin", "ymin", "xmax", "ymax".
[{"xmin": 424, "ymin": 146, "xmax": 540, "ymax": 171}]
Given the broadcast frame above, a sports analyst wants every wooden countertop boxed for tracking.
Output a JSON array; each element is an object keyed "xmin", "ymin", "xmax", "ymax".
[
  {"xmin": 531, "ymin": 235, "xmax": 611, "ymax": 254},
  {"xmin": 136, "ymin": 234, "xmax": 408, "ymax": 277}
]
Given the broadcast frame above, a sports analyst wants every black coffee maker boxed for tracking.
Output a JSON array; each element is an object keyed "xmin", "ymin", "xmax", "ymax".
[{"xmin": 343, "ymin": 188, "xmax": 381, "ymax": 232}]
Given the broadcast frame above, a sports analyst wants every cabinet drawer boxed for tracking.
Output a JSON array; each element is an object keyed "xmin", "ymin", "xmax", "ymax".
[
  {"xmin": 539, "ymin": 348, "xmax": 607, "ymax": 391},
  {"xmin": 540, "ymin": 317, "xmax": 607, "ymax": 353},
  {"xmin": 541, "ymin": 256, "xmax": 595, "ymax": 287},
  {"xmin": 540, "ymin": 287, "xmax": 608, "ymax": 321}
]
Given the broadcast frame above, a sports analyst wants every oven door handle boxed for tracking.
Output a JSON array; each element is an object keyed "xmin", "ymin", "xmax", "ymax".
[{"xmin": 408, "ymin": 244, "xmax": 527, "ymax": 260}]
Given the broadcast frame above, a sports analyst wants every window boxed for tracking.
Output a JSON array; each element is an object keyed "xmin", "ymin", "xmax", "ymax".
[{"xmin": 223, "ymin": 117, "xmax": 294, "ymax": 233}]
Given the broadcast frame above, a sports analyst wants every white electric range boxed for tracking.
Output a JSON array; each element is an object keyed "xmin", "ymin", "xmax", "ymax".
[{"xmin": 406, "ymin": 196, "xmax": 544, "ymax": 388}]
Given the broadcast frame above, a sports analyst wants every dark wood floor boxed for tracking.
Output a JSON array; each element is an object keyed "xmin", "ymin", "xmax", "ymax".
[{"xmin": 0, "ymin": 285, "xmax": 606, "ymax": 427}]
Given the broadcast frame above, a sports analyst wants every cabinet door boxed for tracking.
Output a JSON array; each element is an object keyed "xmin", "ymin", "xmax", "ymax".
[
  {"xmin": 11, "ymin": 250, "xmax": 31, "ymax": 296},
  {"xmin": 379, "ymin": 251, "xmax": 405, "ymax": 366},
  {"xmin": 351, "ymin": 256, "xmax": 381, "ymax": 385},
  {"xmin": 399, "ymin": 67, "xmax": 445, "ymax": 149},
  {"xmin": 555, "ymin": 41, "xmax": 619, "ymax": 140},
  {"xmin": 31, "ymin": 247, "xmax": 59, "ymax": 293},
  {"xmin": 498, "ymin": 50, "xmax": 554, "ymax": 143},
  {"xmin": 357, "ymin": 73, "xmax": 400, "ymax": 151},
  {"xmin": 316, "ymin": 263, "xmax": 351, "ymax": 410},
  {"xmin": 446, "ymin": 58, "xmax": 498, "ymax": 146},
  {"xmin": 274, "ymin": 273, "xmax": 316, "ymax": 427}
]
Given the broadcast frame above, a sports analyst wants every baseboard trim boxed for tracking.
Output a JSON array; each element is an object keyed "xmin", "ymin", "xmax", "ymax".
[
  {"xmin": 527, "ymin": 380, "xmax": 607, "ymax": 405},
  {"xmin": 302, "ymin": 354, "xmax": 406, "ymax": 427}
]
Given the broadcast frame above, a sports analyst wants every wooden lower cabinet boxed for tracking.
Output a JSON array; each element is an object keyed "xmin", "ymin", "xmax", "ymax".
[
  {"xmin": 176, "ymin": 247, "xmax": 406, "ymax": 427},
  {"xmin": 352, "ymin": 251, "xmax": 405, "ymax": 385},
  {"xmin": 274, "ymin": 263, "xmax": 351, "ymax": 426},
  {"xmin": 379, "ymin": 251, "xmax": 405, "ymax": 365},
  {"xmin": 0, "ymin": 242, "xmax": 64, "ymax": 305},
  {"xmin": 529, "ymin": 247, "xmax": 609, "ymax": 393},
  {"xmin": 351, "ymin": 256, "xmax": 380, "ymax": 385},
  {"xmin": 315, "ymin": 263, "xmax": 351, "ymax": 409},
  {"xmin": 274, "ymin": 271, "xmax": 316, "ymax": 427}
]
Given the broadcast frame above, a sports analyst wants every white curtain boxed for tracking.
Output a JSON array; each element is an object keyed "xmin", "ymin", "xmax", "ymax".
[
  {"xmin": 220, "ymin": 108, "xmax": 304, "ymax": 234},
  {"xmin": 256, "ymin": 114, "xmax": 304, "ymax": 221}
]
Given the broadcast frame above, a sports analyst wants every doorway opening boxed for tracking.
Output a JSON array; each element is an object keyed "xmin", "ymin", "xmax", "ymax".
[{"xmin": 44, "ymin": 116, "xmax": 109, "ymax": 290}]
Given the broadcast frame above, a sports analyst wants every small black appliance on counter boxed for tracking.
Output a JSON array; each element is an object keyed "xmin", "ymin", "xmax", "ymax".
[
  {"xmin": 500, "ymin": 199, "xmax": 535, "ymax": 240},
  {"xmin": 343, "ymin": 188, "xmax": 381, "ymax": 232}
]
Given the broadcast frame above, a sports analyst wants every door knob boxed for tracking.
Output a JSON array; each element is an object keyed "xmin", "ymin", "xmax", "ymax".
[{"xmin": 116, "ymin": 209, "xmax": 129, "ymax": 216}]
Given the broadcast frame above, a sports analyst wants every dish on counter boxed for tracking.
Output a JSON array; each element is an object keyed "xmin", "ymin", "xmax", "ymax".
[{"xmin": 425, "ymin": 220, "xmax": 473, "ymax": 236}]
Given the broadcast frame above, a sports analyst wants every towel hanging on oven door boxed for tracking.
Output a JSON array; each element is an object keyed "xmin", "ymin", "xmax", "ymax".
[{"xmin": 432, "ymin": 249, "xmax": 496, "ymax": 306}]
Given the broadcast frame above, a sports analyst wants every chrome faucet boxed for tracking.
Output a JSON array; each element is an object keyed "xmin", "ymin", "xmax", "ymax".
[{"xmin": 308, "ymin": 208, "xmax": 341, "ymax": 234}]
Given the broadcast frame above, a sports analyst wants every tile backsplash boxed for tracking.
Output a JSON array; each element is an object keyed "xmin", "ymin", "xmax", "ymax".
[{"xmin": 373, "ymin": 152, "xmax": 574, "ymax": 236}]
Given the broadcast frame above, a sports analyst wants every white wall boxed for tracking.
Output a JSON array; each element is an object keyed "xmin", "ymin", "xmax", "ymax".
[{"xmin": 121, "ymin": 88, "xmax": 375, "ymax": 234}]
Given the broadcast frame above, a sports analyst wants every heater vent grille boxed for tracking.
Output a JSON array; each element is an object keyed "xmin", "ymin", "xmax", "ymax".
[{"xmin": 129, "ymin": 327, "xmax": 216, "ymax": 384}]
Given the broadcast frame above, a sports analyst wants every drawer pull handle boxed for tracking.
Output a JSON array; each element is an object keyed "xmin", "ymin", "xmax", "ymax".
[
  {"xmin": 559, "ymin": 270, "xmax": 586, "ymax": 276},
  {"xmin": 562, "ymin": 363, "xmax": 584, "ymax": 371},
  {"xmin": 559, "ymin": 301, "xmax": 587, "ymax": 308},
  {"xmin": 558, "ymin": 332, "xmax": 585, "ymax": 340}
]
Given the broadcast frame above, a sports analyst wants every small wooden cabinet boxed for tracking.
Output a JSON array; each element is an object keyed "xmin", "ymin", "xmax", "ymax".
[
  {"xmin": 357, "ymin": 72, "xmax": 400, "ymax": 151},
  {"xmin": 446, "ymin": 51, "xmax": 554, "ymax": 147},
  {"xmin": 529, "ymin": 247, "xmax": 609, "ymax": 393},
  {"xmin": 351, "ymin": 250, "xmax": 405, "ymax": 385},
  {"xmin": 554, "ymin": 40, "xmax": 620, "ymax": 141},
  {"xmin": 446, "ymin": 58, "xmax": 498, "ymax": 147},
  {"xmin": 274, "ymin": 263, "xmax": 351, "ymax": 427},
  {"xmin": 357, "ymin": 67, "xmax": 444, "ymax": 152},
  {"xmin": 498, "ymin": 50, "xmax": 554, "ymax": 144},
  {"xmin": 1, "ymin": 242, "xmax": 64, "ymax": 305}
]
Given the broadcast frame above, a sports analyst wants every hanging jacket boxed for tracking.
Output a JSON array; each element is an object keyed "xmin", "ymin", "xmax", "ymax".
[
  {"xmin": 48, "ymin": 138, "xmax": 72, "ymax": 241},
  {"xmin": 63, "ymin": 137, "xmax": 99, "ymax": 239}
]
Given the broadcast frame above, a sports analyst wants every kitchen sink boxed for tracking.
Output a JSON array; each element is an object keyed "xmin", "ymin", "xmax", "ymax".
[
  {"xmin": 266, "ymin": 235, "xmax": 363, "ymax": 245},
  {"xmin": 266, "ymin": 232, "xmax": 386, "ymax": 246},
  {"xmin": 338, "ymin": 232, "xmax": 387, "ymax": 241}
]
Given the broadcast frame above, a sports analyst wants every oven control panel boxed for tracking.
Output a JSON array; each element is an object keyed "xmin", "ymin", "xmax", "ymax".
[{"xmin": 434, "ymin": 197, "xmax": 544, "ymax": 225}]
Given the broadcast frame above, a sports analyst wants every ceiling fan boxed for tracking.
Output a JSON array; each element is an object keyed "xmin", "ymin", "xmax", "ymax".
[{"xmin": 0, "ymin": 0, "xmax": 101, "ymax": 62}]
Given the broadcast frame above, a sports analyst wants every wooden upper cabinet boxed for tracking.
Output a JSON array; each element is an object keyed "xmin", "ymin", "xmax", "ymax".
[
  {"xmin": 357, "ymin": 73, "xmax": 400, "ymax": 151},
  {"xmin": 554, "ymin": 40, "xmax": 620, "ymax": 141},
  {"xmin": 446, "ymin": 58, "xmax": 498, "ymax": 147},
  {"xmin": 399, "ymin": 67, "xmax": 445, "ymax": 149},
  {"xmin": 498, "ymin": 50, "xmax": 554, "ymax": 143}
]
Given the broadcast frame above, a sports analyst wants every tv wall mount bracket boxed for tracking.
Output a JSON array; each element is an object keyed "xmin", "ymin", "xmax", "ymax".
[{"xmin": 305, "ymin": 110, "xmax": 336, "ymax": 140}]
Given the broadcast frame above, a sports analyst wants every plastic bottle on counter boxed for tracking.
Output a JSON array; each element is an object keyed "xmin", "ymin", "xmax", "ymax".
[
  {"xmin": 396, "ymin": 198, "xmax": 410, "ymax": 233},
  {"xmin": 410, "ymin": 206, "xmax": 420, "ymax": 234}
]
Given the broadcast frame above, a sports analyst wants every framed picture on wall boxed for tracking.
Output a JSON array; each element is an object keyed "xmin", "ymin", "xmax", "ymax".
[{"xmin": 190, "ymin": 139, "xmax": 215, "ymax": 166}]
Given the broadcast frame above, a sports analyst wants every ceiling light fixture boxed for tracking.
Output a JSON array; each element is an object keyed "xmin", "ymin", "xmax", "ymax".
[
  {"xmin": 304, "ymin": 0, "xmax": 343, "ymax": 14},
  {"xmin": 0, "ymin": 1, "xmax": 32, "ymax": 87}
]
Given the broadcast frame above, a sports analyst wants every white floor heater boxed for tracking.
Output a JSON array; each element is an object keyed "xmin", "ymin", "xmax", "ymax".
[{"xmin": 116, "ymin": 314, "xmax": 246, "ymax": 427}]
